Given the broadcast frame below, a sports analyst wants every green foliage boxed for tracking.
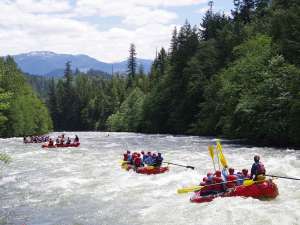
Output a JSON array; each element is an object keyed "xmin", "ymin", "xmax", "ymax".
[
  {"xmin": 271, "ymin": 3, "xmax": 300, "ymax": 66},
  {"xmin": 107, "ymin": 88, "xmax": 145, "ymax": 132},
  {"xmin": 199, "ymin": 35, "xmax": 300, "ymax": 146},
  {"xmin": 0, "ymin": 57, "xmax": 52, "ymax": 137}
]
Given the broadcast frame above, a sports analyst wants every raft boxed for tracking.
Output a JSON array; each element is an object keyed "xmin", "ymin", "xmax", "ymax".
[
  {"xmin": 42, "ymin": 142, "xmax": 80, "ymax": 148},
  {"xmin": 190, "ymin": 179, "xmax": 278, "ymax": 203},
  {"xmin": 121, "ymin": 161, "xmax": 168, "ymax": 175},
  {"xmin": 136, "ymin": 166, "xmax": 169, "ymax": 175}
]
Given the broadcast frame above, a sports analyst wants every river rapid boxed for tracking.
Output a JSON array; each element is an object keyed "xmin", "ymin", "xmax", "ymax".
[{"xmin": 0, "ymin": 132, "xmax": 300, "ymax": 225}]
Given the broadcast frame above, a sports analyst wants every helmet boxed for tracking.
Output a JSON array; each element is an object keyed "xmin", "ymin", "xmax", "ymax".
[
  {"xmin": 141, "ymin": 151, "xmax": 144, "ymax": 154},
  {"xmin": 137, "ymin": 153, "xmax": 141, "ymax": 157},
  {"xmin": 203, "ymin": 177, "xmax": 208, "ymax": 182},
  {"xmin": 158, "ymin": 153, "xmax": 161, "ymax": 156},
  {"xmin": 254, "ymin": 155, "xmax": 260, "ymax": 162},
  {"xmin": 127, "ymin": 151, "xmax": 130, "ymax": 154},
  {"xmin": 215, "ymin": 170, "xmax": 221, "ymax": 177},
  {"xmin": 229, "ymin": 168, "xmax": 234, "ymax": 175},
  {"xmin": 242, "ymin": 169, "xmax": 248, "ymax": 175},
  {"xmin": 147, "ymin": 152, "xmax": 151, "ymax": 155},
  {"xmin": 153, "ymin": 153, "xmax": 157, "ymax": 157},
  {"xmin": 207, "ymin": 172, "xmax": 212, "ymax": 177}
]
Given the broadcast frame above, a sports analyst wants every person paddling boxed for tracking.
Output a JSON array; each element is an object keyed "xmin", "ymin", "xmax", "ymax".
[
  {"xmin": 74, "ymin": 135, "xmax": 79, "ymax": 143},
  {"xmin": 250, "ymin": 155, "xmax": 266, "ymax": 181},
  {"xmin": 48, "ymin": 138, "xmax": 54, "ymax": 147},
  {"xmin": 154, "ymin": 153, "xmax": 163, "ymax": 167},
  {"xmin": 66, "ymin": 137, "xmax": 71, "ymax": 145},
  {"xmin": 226, "ymin": 168, "xmax": 238, "ymax": 189}
]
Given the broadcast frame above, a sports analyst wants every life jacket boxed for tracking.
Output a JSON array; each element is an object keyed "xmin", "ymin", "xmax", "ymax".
[
  {"xmin": 134, "ymin": 157, "xmax": 142, "ymax": 167},
  {"xmin": 212, "ymin": 176, "xmax": 224, "ymax": 191},
  {"xmin": 123, "ymin": 154, "xmax": 128, "ymax": 161},
  {"xmin": 257, "ymin": 162, "xmax": 266, "ymax": 175},
  {"xmin": 226, "ymin": 175, "xmax": 237, "ymax": 188}
]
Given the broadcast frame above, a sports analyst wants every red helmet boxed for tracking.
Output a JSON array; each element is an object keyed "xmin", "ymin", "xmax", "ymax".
[
  {"xmin": 229, "ymin": 168, "xmax": 234, "ymax": 175},
  {"xmin": 215, "ymin": 170, "xmax": 221, "ymax": 177}
]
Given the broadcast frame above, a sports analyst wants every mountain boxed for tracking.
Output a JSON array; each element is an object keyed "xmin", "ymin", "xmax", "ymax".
[{"xmin": 11, "ymin": 51, "xmax": 153, "ymax": 76}]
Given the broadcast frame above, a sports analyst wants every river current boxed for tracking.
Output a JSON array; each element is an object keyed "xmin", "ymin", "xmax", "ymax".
[{"xmin": 0, "ymin": 132, "xmax": 300, "ymax": 225}]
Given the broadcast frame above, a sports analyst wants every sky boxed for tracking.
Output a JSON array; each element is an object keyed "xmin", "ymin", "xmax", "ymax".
[{"xmin": 0, "ymin": 0, "xmax": 233, "ymax": 62}]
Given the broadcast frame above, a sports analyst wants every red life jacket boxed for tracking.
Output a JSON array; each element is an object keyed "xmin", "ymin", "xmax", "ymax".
[
  {"xmin": 123, "ymin": 154, "xmax": 128, "ymax": 161},
  {"xmin": 226, "ymin": 175, "xmax": 237, "ymax": 188},
  {"xmin": 134, "ymin": 157, "xmax": 142, "ymax": 167},
  {"xmin": 257, "ymin": 162, "xmax": 266, "ymax": 175},
  {"xmin": 212, "ymin": 176, "xmax": 224, "ymax": 191}
]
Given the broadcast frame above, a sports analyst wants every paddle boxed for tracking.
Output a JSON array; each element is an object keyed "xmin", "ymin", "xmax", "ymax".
[
  {"xmin": 216, "ymin": 140, "xmax": 228, "ymax": 169},
  {"xmin": 163, "ymin": 162, "xmax": 195, "ymax": 170},
  {"xmin": 208, "ymin": 145, "xmax": 216, "ymax": 171},
  {"xmin": 177, "ymin": 178, "xmax": 256, "ymax": 194},
  {"xmin": 265, "ymin": 174, "xmax": 300, "ymax": 181}
]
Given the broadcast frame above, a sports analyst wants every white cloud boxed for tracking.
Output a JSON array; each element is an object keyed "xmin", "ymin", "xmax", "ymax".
[
  {"xmin": 14, "ymin": 0, "xmax": 71, "ymax": 14},
  {"xmin": 0, "ymin": 0, "xmax": 191, "ymax": 62},
  {"xmin": 195, "ymin": 6, "xmax": 209, "ymax": 14}
]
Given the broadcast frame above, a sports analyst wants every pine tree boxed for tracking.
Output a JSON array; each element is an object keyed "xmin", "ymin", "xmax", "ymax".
[{"xmin": 127, "ymin": 43, "xmax": 137, "ymax": 88}]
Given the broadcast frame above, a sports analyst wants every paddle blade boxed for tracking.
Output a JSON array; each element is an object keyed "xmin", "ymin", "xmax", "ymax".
[
  {"xmin": 186, "ymin": 166, "xmax": 195, "ymax": 170},
  {"xmin": 216, "ymin": 140, "xmax": 228, "ymax": 168},
  {"xmin": 177, "ymin": 186, "xmax": 203, "ymax": 194},
  {"xmin": 208, "ymin": 145, "xmax": 214, "ymax": 159}
]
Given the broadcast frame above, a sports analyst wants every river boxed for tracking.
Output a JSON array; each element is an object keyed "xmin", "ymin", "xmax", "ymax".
[{"xmin": 1, "ymin": 132, "xmax": 300, "ymax": 225}]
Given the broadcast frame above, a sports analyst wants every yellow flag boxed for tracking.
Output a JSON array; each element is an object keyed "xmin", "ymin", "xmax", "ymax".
[
  {"xmin": 208, "ymin": 145, "xmax": 214, "ymax": 159},
  {"xmin": 216, "ymin": 140, "xmax": 228, "ymax": 168}
]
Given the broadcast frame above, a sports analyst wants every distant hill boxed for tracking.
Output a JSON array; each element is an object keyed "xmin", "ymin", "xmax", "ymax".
[{"xmin": 11, "ymin": 51, "xmax": 153, "ymax": 76}]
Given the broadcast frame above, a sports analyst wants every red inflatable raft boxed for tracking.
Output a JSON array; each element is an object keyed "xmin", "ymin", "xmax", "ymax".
[
  {"xmin": 42, "ymin": 142, "xmax": 80, "ymax": 148},
  {"xmin": 190, "ymin": 179, "xmax": 278, "ymax": 203},
  {"xmin": 136, "ymin": 166, "xmax": 169, "ymax": 175},
  {"xmin": 121, "ymin": 162, "xmax": 169, "ymax": 175}
]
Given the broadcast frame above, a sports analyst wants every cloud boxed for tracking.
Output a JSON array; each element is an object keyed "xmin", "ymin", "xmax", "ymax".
[
  {"xmin": 2, "ymin": 0, "xmax": 206, "ymax": 62},
  {"xmin": 195, "ymin": 6, "xmax": 210, "ymax": 14},
  {"xmin": 0, "ymin": 1, "xmax": 177, "ymax": 62},
  {"xmin": 14, "ymin": 0, "xmax": 71, "ymax": 14}
]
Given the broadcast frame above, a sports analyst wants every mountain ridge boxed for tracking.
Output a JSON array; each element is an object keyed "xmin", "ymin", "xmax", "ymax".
[{"xmin": 9, "ymin": 51, "xmax": 153, "ymax": 76}]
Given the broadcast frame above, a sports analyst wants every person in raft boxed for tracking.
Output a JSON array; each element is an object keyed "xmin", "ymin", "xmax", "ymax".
[
  {"xmin": 250, "ymin": 155, "xmax": 266, "ymax": 181},
  {"xmin": 133, "ymin": 153, "xmax": 143, "ymax": 170},
  {"xmin": 200, "ymin": 170, "xmax": 225, "ymax": 196},
  {"xmin": 153, "ymin": 152, "xmax": 163, "ymax": 167},
  {"xmin": 226, "ymin": 168, "xmax": 238, "ymax": 189},
  {"xmin": 48, "ymin": 138, "xmax": 54, "ymax": 146},
  {"xmin": 74, "ymin": 135, "xmax": 79, "ymax": 143},
  {"xmin": 66, "ymin": 137, "xmax": 71, "ymax": 145}
]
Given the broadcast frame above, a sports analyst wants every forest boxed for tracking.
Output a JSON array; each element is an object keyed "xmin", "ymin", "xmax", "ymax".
[{"xmin": 0, "ymin": 0, "xmax": 299, "ymax": 147}]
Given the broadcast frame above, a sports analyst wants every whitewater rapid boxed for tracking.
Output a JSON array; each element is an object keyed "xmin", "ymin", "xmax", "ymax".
[{"xmin": 0, "ymin": 132, "xmax": 299, "ymax": 225}]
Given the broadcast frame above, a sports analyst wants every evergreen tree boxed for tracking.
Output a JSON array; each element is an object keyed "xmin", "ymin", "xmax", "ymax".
[{"xmin": 127, "ymin": 43, "xmax": 137, "ymax": 88}]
